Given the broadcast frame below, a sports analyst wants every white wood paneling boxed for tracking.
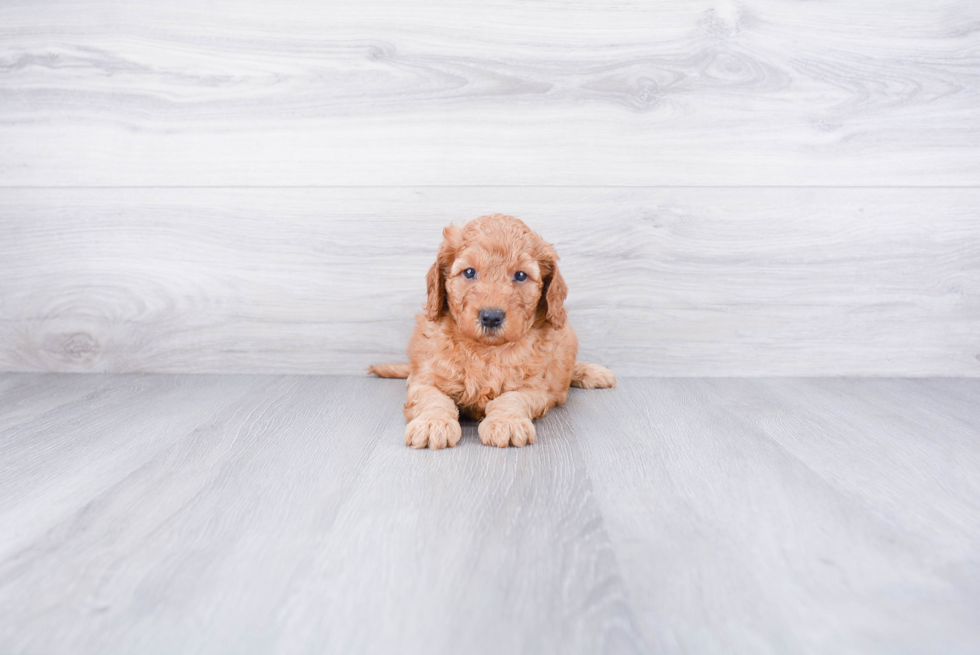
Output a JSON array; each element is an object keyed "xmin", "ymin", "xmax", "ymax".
[
  {"xmin": 0, "ymin": 0, "xmax": 978, "ymax": 186},
  {"xmin": 1, "ymin": 0, "xmax": 978, "ymax": 374},
  {"xmin": 2, "ymin": 187, "xmax": 977, "ymax": 376}
]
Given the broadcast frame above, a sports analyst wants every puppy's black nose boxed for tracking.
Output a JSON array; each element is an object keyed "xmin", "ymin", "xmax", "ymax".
[{"xmin": 479, "ymin": 308, "xmax": 505, "ymax": 330}]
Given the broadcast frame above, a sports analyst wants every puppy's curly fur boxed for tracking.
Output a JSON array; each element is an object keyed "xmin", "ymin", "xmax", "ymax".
[{"xmin": 371, "ymin": 214, "xmax": 615, "ymax": 449}]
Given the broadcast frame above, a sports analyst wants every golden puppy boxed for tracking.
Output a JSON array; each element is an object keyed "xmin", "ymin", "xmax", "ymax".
[{"xmin": 370, "ymin": 214, "xmax": 615, "ymax": 449}]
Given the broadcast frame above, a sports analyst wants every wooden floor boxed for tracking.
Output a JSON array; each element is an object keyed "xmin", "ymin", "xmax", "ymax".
[{"xmin": 1, "ymin": 374, "xmax": 978, "ymax": 654}]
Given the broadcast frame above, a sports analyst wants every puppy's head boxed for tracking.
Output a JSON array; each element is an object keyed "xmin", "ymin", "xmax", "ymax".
[{"xmin": 425, "ymin": 214, "xmax": 567, "ymax": 344}]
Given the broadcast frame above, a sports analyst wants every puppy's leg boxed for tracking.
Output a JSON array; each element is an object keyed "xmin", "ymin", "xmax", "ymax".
[
  {"xmin": 404, "ymin": 382, "xmax": 462, "ymax": 450},
  {"xmin": 369, "ymin": 363, "xmax": 410, "ymax": 378},
  {"xmin": 478, "ymin": 390, "xmax": 550, "ymax": 448},
  {"xmin": 571, "ymin": 362, "xmax": 617, "ymax": 389}
]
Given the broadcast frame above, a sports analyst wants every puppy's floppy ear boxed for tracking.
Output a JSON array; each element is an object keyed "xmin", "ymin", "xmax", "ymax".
[
  {"xmin": 425, "ymin": 224, "xmax": 461, "ymax": 321},
  {"xmin": 537, "ymin": 241, "xmax": 567, "ymax": 329}
]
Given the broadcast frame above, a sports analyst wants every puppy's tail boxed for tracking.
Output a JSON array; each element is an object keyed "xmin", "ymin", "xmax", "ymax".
[
  {"xmin": 571, "ymin": 362, "xmax": 617, "ymax": 389},
  {"xmin": 368, "ymin": 363, "xmax": 411, "ymax": 379}
]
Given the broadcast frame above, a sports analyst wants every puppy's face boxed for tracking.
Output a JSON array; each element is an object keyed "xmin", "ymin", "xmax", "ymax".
[
  {"xmin": 445, "ymin": 237, "xmax": 543, "ymax": 345},
  {"xmin": 426, "ymin": 214, "xmax": 567, "ymax": 345}
]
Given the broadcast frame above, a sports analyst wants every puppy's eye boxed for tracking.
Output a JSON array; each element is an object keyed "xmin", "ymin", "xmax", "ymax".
[
  {"xmin": 462, "ymin": 268, "xmax": 476, "ymax": 279},
  {"xmin": 514, "ymin": 271, "xmax": 528, "ymax": 282}
]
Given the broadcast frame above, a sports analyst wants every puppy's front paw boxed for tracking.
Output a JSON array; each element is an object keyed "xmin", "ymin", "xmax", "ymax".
[
  {"xmin": 478, "ymin": 415, "xmax": 536, "ymax": 448},
  {"xmin": 405, "ymin": 414, "xmax": 462, "ymax": 450}
]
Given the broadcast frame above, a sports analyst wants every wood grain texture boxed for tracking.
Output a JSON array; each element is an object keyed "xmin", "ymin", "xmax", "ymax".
[
  {"xmin": 2, "ymin": 187, "xmax": 978, "ymax": 376},
  {"xmin": 1, "ymin": 0, "xmax": 978, "ymax": 186},
  {"xmin": 0, "ymin": 374, "xmax": 647, "ymax": 655},
  {"xmin": 1, "ymin": 374, "xmax": 978, "ymax": 654},
  {"xmin": 567, "ymin": 377, "xmax": 980, "ymax": 654}
]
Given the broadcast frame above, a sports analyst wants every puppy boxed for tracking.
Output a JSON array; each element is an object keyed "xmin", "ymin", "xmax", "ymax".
[{"xmin": 370, "ymin": 214, "xmax": 615, "ymax": 449}]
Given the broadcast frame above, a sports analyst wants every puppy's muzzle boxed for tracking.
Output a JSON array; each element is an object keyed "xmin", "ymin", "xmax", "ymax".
[{"xmin": 479, "ymin": 308, "xmax": 505, "ymax": 331}]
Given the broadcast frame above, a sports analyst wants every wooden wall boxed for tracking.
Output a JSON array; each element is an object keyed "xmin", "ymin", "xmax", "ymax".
[{"xmin": 1, "ymin": 0, "xmax": 978, "ymax": 376}]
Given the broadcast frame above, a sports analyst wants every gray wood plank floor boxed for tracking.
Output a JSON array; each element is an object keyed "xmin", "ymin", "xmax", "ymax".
[{"xmin": 1, "ymin": 374, "xmax": 978, "ymax": 654}]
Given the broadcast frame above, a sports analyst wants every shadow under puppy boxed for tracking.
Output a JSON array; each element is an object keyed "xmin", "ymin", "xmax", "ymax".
[{"xmin": 370, "ymin": 213, "xmax": 615, "ymax": 449}]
